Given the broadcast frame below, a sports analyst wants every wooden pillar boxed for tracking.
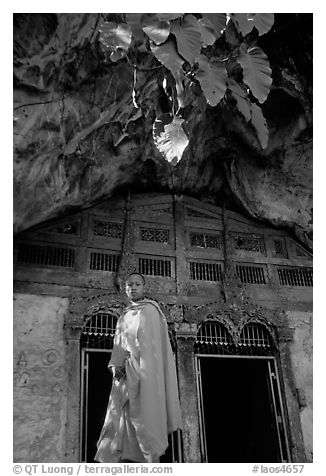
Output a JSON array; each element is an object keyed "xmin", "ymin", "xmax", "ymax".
[
  {"xmin": 174, "ymin": 195, "xmax": 188, "ymax": 296},
  {"xmin": 278, "ymin": 328, "xmax": 307, "ymax": 462},
  {"xmin": 175, "ymin": 323, "xmax": 201, "ymax": 462},
  {"xmin": 64, "ymin": 325, "xmax": 82, "ymax": 462}
]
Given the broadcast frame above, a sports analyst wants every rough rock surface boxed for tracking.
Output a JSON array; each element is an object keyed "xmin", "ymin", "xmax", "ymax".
[{"xmin": 13, "ymin": 13, "xmax": 312, "ymax": 249}]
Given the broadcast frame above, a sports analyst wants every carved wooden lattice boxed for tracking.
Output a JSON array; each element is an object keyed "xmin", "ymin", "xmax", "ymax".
[
  {"xmin": 93, "ymin": 220, "xmax": 122, "ymax": 239},
  {"xmin": 277, "ymin": 267, "xmax": 312, "ymax": 286},
  {"xmin": 273, "ymin": 239, "xmax": 288, "ymax": 258},
  {"xmin": 89, "ymin": 252, "xmax": 120, "ymax": 271},
  {"xmin": 234, "ymin": 235, "xmax": 265, "ymax": 254},
  {"xmin": 140, "ymin": 227, "xmax": 169, "ymax": 243},
  {"xmin": 17, "ymin": 243, "xmax": 75, "ymax": 268},
  {"xmin": 139, "ymin": 257, "xmax": 172, "ymax": 277},
  {"xmin": 235, "ymin": 264, "xmax": 266, "ymax": 284},
  {"xmin": 189, "ymin": 261, "xmax": 223, "ymax": 281},
  {"xmin": 190, "ymin": 232, "xmax": 223, "ymax": 249}
]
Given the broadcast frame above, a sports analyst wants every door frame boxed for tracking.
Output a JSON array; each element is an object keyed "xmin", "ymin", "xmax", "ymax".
[{"xmin": 195, "ymin": 353, "xmax": 291, "ymax": 463}]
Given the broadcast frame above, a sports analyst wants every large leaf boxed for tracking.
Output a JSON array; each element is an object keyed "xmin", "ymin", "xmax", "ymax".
[
  {"xmin": 238, "ymin": 46, "xmax": 272, "ymax": 103},
  {"xmin": 153, "ymin": 113, "xmax": 189, "ymax": 165},
  {"xmin": 231, "ymin": 13, "xmax": 255, "ymax": 36},
  {"xmin": 99, "ymin": 21, "xmax": 132, "ymax": 52},
  {"xmin": 250, "ymin": 103, "xmax": 268, "ymax": 149},
  {"xmin": 150, "ymin": 39, "xmax": 184, "ymax": 78},
  {"xmin": 198, "ymin": 17, "xmax": 217, "ymax": 46},
  {"xmin": 201, "ymin": 14, "xmax": 227, "ymax": 38},
  {"xmin": 253, "ymin": 13, "xmax": 274, "ymax": 35},
  {"xmin": 196, "ymin": 55, "xmax": 227, "ymax": 106},
  {"xmin": 171, "ymin": 14, "xmax": 202, "ymax": 65},
  {"xmin": 228, "ymin": 79, "xmax": 268, "ymax": 149},
  {"xmin": 228, "ymin": 79, "xmax": 251, "ymax": 122},
  {"xmin": 141, "ymin": 14, "xmax": 171, "ymax": 45}
]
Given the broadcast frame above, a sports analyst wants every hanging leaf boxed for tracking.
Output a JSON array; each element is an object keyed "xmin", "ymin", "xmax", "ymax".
[
  {"xmin": 157, "ymin": 13, "xmax": 183, "ymax": 21},
  {"xmin": 198, "ymin": 17, "xmax": 217, "ymax": 46},
  {"xmin": 99, "ymin": 21, "xmax": 132, "ymax": 60},
  {"xmin": 171, "ymin": 14, "xmax": 202, "ymax": 65},
  {"xmin": 201, "ymin": 14, "xmax": 227, "ymax": 39},
  {"xmin": 228, "ymin": 79, "xmax": 251, "ymax": 122},
  {"xmin": 195, "ymin": 55, "xmax": 227, "ymax": 106},
  {"xmin": 153, "ymin": 113, "xmax": 189, "ymax": 166},
  {"xmin": 231, "ymin": 13, "xmax": 255, "ymax": 36},
  {"xmin": 238, "ymin": 46, "xmax": 272, "ymax": 103},
  {"xmin": 141, "ymin": 14, "xmax": 171, "ymax": 45},
  {"xmin": 253, "ymin": 13, "xmax": 274, "ymax": 36},
  {"xmin": 250, "ymin": 103, "xmax": 269, "ymax": 149},
  {"xmin": 150, "ymin": 39, "xmax": 184, "ymax": 79},
  {"xmin": 228, "ymin": 80, "xmax": 268, "ymax": 149}
]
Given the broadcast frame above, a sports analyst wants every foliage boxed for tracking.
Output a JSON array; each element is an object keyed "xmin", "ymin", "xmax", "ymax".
[{"xmin": 98, "ymin": 13, "xmax": 275, "ymax": 164}]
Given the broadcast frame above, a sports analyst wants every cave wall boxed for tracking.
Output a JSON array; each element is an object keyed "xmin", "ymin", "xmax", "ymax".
[{"xmin": 13, "ymin": 294, "xmax": 69, "ymax": 462}]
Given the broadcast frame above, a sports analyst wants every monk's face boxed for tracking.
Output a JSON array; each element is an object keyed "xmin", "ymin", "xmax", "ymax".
[{"xmin": 125, "ymin": 274, "xmax": 145, "ymax": 302}]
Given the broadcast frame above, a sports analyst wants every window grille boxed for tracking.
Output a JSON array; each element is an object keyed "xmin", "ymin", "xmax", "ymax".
[
  {"xmin": 89, "ymin": 252, "xmax": 120, "ymax": 271},
  {"xmin": 235, "ymin": 264, "xmax": 266, "ymax": 284},
  {"xmin": 93, "ymin": 220, "xmax": 122, "ymax": 239},
  {"xmin": 273, "ymin": 239, "xmax": 288, "ymax": 258},
  {"xmin": 17, "ymin": 243, "xmax": 75, "ymax": 268},
  {"xmin": 277, "ymin": 267, "xmax": 312, "ymax": 287},
  {"xmin": 190, "ymin": 232, "xmax": 223, "ymax": 249},
  {"xmin": 195, "ymin": 322, "xmax": 236, "ymax": 355},
  {"xmin": 234, "ymin": 235, "xmax": 265, "ymax": 254},
  {"xmin": 239, "ymin": 324, "xmax": 273, "ymax": 347},
  {"xmin": 140, "ymin": 227, "xmax": 169, "ymax": 243},
  {"xmin": 195, "ymin": 322, "xmax": 275, "ymax": 356},
  {"xmin": 190, "ymin": 261, "xmax": 222, "ymax": 281},
  {"xmin": 139, "ymin": 257, "xmax": 172, "ymax": 277},
  {"xmin": 81, "ymin": 313, "xmax": 118, "ymax": 350}
]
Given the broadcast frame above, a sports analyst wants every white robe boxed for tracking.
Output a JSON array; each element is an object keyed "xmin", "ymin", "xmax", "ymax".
[{"xmin": 95, "ymin": 299, "xmax": 183, "ymax": 463}]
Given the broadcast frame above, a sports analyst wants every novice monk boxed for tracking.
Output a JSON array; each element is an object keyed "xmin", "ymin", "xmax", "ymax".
[{"xmin": 95, "ymin": 273, "xmax": 182, "ymax": 463}]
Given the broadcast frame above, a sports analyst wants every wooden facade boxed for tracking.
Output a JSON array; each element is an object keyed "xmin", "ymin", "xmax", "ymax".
[{"xmin": 13, "ymin": 193, "xmax": 313, "ymax": 463}]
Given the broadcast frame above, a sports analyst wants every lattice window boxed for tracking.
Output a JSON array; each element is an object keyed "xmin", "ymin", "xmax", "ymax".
[
  {"xmin": 190, "ymin": 232, "xmax": 223, "ymax": 249},
  {"xmin": 81, "ymin": 313, "xmax": 118, "ymax": 350},
  {"xmin": 235, "ymin": 264, "xmax": 266, "ymax": 284},
  {"xmin": 17, "ymin": 243, "xmax": 75, "ymax": 268},
  {"xmin": 234, "ymin": 235, "xmax": 265, "ymax": 254},
  {"xmin": 273, "ymin": 239, "xmax": 288, "ymax": 258},
  {"xmin": 93, "ymin": 220, "xmax": 122, "ymax": 239},
  {"xmin": 140, "ymin": 227, "xmax": 169, "ymax": 243},
  {"xmin": 239, "ymin": 324, "xmax": 273, "ymax": 347},
  {"xmin": 195, "ymin": 322, "xmax": 236, "ymax": 355},
  {"xmin": 139, "ymin": 257, "xmax": 172, "ymax": 277},
  {"xmin": 89, "ymin": 252, "xmax": 120, "ymax": 271},
  {"xmin": 277, "ymin": 267, "xmax": 312, "ymax": 286},
  {"xmin": 190, "ymin": 261, "xmax": 222, "ymax": 281},
  {"xmin": 195, "ymin": 322, "xmax": 275, "ymax": 356}
]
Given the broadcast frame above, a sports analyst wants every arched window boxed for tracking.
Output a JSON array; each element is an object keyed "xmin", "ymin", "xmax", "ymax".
[{"xmin": 81, "ymin": 313, "xmax": 118, "ymax": 350}]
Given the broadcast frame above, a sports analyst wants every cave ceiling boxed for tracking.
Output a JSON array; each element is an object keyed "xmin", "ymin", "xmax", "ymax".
[{"xmin": 13, "ymin": 13, "xmax": 313, "ymax": 249}]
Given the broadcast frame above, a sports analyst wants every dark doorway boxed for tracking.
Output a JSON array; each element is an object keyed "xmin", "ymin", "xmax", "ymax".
[
  {"xmin": 81, "ymin": 349, "xmax": 112, "ymax": 462},
  {"xmin": 198, "ymin": 356, "xmax": 282, "ymax": 462},
  {"xmin": 81, "ymin": 349, "xmax": 181, "ymax": 462}
]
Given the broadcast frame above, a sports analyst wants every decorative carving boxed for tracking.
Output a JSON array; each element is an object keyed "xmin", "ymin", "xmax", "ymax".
[
  {"xmin": 233, "ymin": 235, "xmax": 265, "ymax": 254},
  {"xmin": 175, "ymin": 322, "xmax": 198, "ymax": 339},
  {"xmin": 42, "ymin": 349, "xmax": 59, "ymax": 366},
  {"xmin": 116, "ymin": 195, "xmax": 138, "ymax": 291},
  {"xmin": 93, "ymin": 220, "xmax": 122, "ymax": 239},
  {"xmin": 141, "ymin": 227, "xmax": 169, "ymax": 243},
  {"xmin": 273, "ymin": 238, "xmax": 288, "ymax": 258},
  {"xmin": 190, "ymin": 232, "xmax": 223, "ymax": 249}
]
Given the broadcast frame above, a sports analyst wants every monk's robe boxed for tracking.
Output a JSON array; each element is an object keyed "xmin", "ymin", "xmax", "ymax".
[{"xmin": 95, "ymin": 299, "xmax": 183, "ymax": 463}]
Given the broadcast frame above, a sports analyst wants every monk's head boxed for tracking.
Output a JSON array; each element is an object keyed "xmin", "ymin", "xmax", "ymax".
[{"xmin": 125, "ymin": 273, "xmax": 145, "ymax": 302}]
